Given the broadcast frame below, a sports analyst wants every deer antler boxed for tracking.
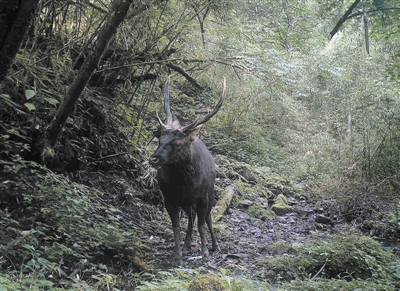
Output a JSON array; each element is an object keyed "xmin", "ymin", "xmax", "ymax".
[
  {"xmin": 181, "ymin": 77, "xmax": 226, "ymax": 134},
  {"xmin": 156, "ymin": 76, "xmax": 174, "ymax": 129},
  {"xmin": 164, "ymin": 76, "xmax": 173, "ymax": 128}
]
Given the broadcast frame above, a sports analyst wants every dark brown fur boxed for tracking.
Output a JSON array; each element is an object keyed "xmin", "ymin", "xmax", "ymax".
[{"xmin": 149, "ymin": 78, "xmax": 225, "ymax": 265}]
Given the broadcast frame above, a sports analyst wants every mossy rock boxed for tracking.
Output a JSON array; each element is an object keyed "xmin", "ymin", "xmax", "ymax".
[
  {"xmin": 271, "ymin": 194, "xmax": 293, "ymax": 215},
  {"xmin": 247, "ymin": 205, "xmax": 276, "ymax": 220},
  {"xmin": 234, "ymin": 164, "xmax": 257, "ymax": 183},
  {"xmin": 188, "ymin": 275, "xmax": 225, "ymax": 291},
  {"xmin": 235, "ymin": 180, "xmax": 270, "ymax": 201}
]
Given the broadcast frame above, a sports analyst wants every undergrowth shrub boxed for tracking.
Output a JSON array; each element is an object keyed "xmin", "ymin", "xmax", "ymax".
[
  {"xmin": 0, "ymin": 160, "xmax": 145, "ymax": 288},
  {"xmin": 135, "ymin": 268, "xmax": 270, "ymax": 291},
  {"xmin": 280, "ymin": 278, "xmax": 396, "ymax": 291},
  {"xmin": 325, "ymin": 176, "xmax": 400, "ymax": 239},
  {"xmin": 255, "ymin": 234, "xmax": 396, "ymax": 285}
]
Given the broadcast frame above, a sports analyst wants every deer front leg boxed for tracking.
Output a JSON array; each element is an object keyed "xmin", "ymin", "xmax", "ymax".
[
  {"xmin": 183, "ymin": 207, "xmax": 195, "ymax": 255},
  {"xmin": 166, "ymin": 202, "xmax": 182, "ymax": 266}
]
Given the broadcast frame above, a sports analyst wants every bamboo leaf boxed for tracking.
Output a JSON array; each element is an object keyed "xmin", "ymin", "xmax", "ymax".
[
  {"xmin": 25, "ymin": 90, "xmax": 36, "ymax": 100},
  {"xmin": 24, "ymin": 103, "xmax": 36, "ymax": 111},
  {"xmin": 43, "ymin": 96, "xmax": 59, "ymax": 105}
]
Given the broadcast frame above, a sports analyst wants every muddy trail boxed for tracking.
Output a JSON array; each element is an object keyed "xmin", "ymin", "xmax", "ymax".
[{"xmin": 140, "ymin": 186, "xmax": 333, "ymax": 280}]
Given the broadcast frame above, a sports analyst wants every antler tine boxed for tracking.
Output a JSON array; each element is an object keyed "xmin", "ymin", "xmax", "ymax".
[
  {"xmin": 181, "ymin": 77, "xmax": 226, "ymax": 134},
  {"xmin": 164, "ymin": 76, "xmax": 173, "ymax": 127},
  {"xmin": 156, "ymin": 110, "xmax": 167, "ymax": 128}
]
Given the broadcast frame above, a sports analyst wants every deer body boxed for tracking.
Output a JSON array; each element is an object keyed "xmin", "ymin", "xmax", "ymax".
[{"xmin": 149, "ymin": 77, "xmax": 225, "ymax": 266}]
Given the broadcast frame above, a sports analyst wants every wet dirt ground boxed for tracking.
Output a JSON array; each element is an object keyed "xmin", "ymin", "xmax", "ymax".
[{"xmin": 141, "ymin": 192, "xmax": 330, "ymax": 278}]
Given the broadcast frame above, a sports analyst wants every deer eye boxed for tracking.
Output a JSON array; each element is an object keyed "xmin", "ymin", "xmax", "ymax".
[{"xmin": 173, "ymin": 140, "xmax": 185, "ymax": 149}]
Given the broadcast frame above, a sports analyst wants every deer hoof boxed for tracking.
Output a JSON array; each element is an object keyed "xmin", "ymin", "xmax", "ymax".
[
  {"xmin": 182, "ymin": 244, "xmax": 191, "ymax": 255},
  {"xmin": 173, "ymin": 258, "xmax": 183, "ymax": 267},
  {"xmin": 202, "ymin": 249, "xmax": 210, "ymax": 261},
  {"xmin": 211, "ymin": 245, "xmax": 221, "ymax": 252},
  {"xmin": 173, "ymin": 253, "xmax": 183, "ymax": 267}
]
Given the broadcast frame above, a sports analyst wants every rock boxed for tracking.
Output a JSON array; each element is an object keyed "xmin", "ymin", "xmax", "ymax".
[
  {"xmin": 296, "ymin": 207, "xmax": 314, "ymax": 217},
  {"xmin": 314, "ymin": 207, "xmax": 324, "ymax": 213},
  {"xmin": 236, "ymin": 165, "xmax": 257, "ymax": 184},
  {"xmin": 239, "ymin": 199, "xmax": 254, "ymax": 207},
  {"xmin": 287, "ymin": 197, "xmax": 298, "ymax": 205},
  {"xmin": 315, "ymin": 215, "xmax": 333, "ymax": 225},
  {"xmin": 271, "ymin": 194, "xmax": 293, "ymax": 216}
]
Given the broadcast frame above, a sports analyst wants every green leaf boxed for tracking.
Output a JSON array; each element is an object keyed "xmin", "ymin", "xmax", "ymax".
[
  {"xmin": 25, "ymin": 90, "xmax": 36, "ymax": 100},
  {"xmin": 43, "ymin": 96, "xmax": 59, "ymax": 105},
  {"xmin": 24, "ymin": 103, "xmax": 36, "ymax": 111},
  {"xmin": 43, "ymin": 97, "xmax": 60, "ymax": 105}
]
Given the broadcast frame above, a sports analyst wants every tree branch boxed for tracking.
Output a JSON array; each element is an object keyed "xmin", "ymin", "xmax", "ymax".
[
  {"xmin": 166, "ymin": 62, "xmax": 204, "ymax": 90},
  {"xmin": 346, "ymin": 7, "xmax": 400, "ymax": 20},
  {"xmin": 329, "ymin": 0, "xmax": 361, "ymax": 39},
  {"xmin": 363, "ymin": 10, "xmax": 369, "ymax": 54},
  {"xmin": 94, "ymin": 56, "xmax": 244, "ymax": 73},
  {"xmin": 329, "ymin": 2, "xmax": 400, "ymax": 39}
]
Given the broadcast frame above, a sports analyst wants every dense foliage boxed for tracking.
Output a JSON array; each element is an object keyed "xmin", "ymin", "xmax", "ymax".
[{"xmin": 1, "ymin": 0, "xmax": 400, "ymax": 289}]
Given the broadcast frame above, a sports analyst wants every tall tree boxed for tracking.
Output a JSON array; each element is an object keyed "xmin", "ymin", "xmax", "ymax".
[
  {"xmin": 46, "ymin": 0, "xmax": 133, "ymax": 146},
  {"xmin": 0, "ymin": 0, "xmax": 39, "ymax": 84}
]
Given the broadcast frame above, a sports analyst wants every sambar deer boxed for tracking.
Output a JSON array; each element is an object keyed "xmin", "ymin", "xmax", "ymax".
[{"xmin": 149, "ymin": 77, "xmax": 225, "ymax": 266}]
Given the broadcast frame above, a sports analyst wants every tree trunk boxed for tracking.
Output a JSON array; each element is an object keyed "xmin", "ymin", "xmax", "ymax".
[
  {"xmin": 46, "ymin": 0, "xmax": 133, "ymax": 146},
  {"xmin": 0, "ymin": 0, "xmax": 39, "ymax": 84}
]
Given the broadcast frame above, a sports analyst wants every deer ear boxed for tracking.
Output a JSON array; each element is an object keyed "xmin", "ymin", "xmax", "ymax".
[{"xmin": 188, "ymin": 125, "xmax": 203, "ymax": 141}]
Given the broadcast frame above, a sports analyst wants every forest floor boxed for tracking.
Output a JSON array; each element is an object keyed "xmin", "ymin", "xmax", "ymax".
[
  {"xmin": 125, "ymin": 154, "xmax": 400, "ymax": 290},
  {"xmin": 138, "ymin": 183, "xmax": 351, "ymax": 282},
  {"xmin": 2, "ymin": 154, "xmax": 398, "ymax": 290}
]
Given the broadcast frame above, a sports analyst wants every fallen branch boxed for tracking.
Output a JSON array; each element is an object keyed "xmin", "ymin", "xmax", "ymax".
[
  {"xmin": 212, "ymin": 184, "xmax": 236, "ymax": 223},
  {"xmin": 311, "ymin": 259, "xmax": 329, "ymax": 280}
]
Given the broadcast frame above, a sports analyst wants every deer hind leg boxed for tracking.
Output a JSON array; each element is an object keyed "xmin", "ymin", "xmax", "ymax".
[
  {"xmin": 196, "ymin": 202, "xmax": 209, "ymax": 260},
  {"xmin": 206, "ymin": 212, "xmax": 220, "ymax": 252},
  {"xmin": 183, "ymin": 207, "xmax": 195, "ymax": 255},
  {"xmin": 165, "ymin": 201, "xmax": 182, "ymax": 266}
]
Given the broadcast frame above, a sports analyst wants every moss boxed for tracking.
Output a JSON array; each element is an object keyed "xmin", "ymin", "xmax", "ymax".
[
  {"xmin": 234, "ymin": 180, "xmax": 270, "ymax": 201},
  {"xmin": 276, "ymin": 193, "xmax": 288, "ymax": 204},
  {"xmin": 279, "ymin": 278, "xmax": 396, "ymax": 291},
  {"xmin": 188, "ymin": 275, "xmax": 225, "ymax": 291},
  {"xmin": 212, "ymin": 222, "xmax": 231, "ymax": 236},
  {"xmin": 266, "ymin": 241, "xmax": 297, "ymax": 255},
  {"xmin": 235, "ymin": 180, "xmax": 257, "ymax": 199},
  {"xmin": 256, "ymin": 235, "xmax": 394, "ymax": 283},
  {"xmin": 247, "ymin": 205, "xmax": 275, "ymax": 220},
  {"xmin": 214, "ymin": 155, "xmax": 301, "ymax": 198},
  {"xmin": 271, "ymin": 194, "xmax": 293, "ymax": 215}
]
